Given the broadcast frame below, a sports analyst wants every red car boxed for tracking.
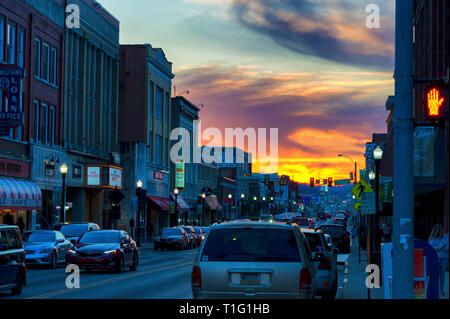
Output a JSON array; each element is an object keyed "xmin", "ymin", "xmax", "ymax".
[
  {"xmin": 192, "ymin": 227, "xmax": 205, "ymax": 246},
  {"xmin": 66, "ymin": 230, "xmax": 138, "ymax": 273}
]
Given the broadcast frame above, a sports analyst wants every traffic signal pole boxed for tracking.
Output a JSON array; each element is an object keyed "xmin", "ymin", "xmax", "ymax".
[{"xmin": 393, "ymin": 0, "xmax": 414, "ymax": 299}]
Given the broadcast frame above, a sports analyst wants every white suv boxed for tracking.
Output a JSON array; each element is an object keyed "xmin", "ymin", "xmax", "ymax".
[{"xmin": 191, "ymin": 221, "xmax": 317, "ymax": 299}]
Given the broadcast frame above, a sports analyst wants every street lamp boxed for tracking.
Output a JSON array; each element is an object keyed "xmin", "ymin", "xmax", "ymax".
[
  {"xmin": 136, "ymin": 180, "xmax": 143, "ymax": 247},
  {"xmin": 369, "ymin": 170, "xmax": 376, "ymax": 181},
  {"xmin": 60, "ymin": 163, "xmax": 68, "ymax": 224},
  {"xmin": 240, "ymin": 194, "xmax": 245, "ymax": 217},
  {"xmin": 201, "ymin": 193, "xmax": 206, "ymax": 225},
  {"xmin": 228, "ymin": 194, "xmax": 232, "ymax": 220},
  {"xmin": 337, "ymin": 154, "xmax": 357, "ymax": 185},
  {"xmin": 372, "ymin": 145, "xmax": 383, "ymax": 269},
  {"xmin": 174, "ymin": 188, "xmax": 179, "ymax": 225}
]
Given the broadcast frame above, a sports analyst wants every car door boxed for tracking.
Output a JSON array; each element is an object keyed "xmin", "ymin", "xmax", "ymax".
[
  {"xmin": 121, "ymin": 232, "xmax": 132, "ymax": 265},
  {"xmin": 0, "ymin": 228, "xmax": 22, "ymax": 285}
]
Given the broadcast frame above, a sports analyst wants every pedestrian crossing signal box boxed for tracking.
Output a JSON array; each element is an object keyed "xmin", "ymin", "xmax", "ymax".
[
  {"xmin": 425, "ymin": 84, "xmax": 449, "ymax": 121},
  {"xmin": 310, "ymin": 178, "xmax": 314, "ymax": 187}
]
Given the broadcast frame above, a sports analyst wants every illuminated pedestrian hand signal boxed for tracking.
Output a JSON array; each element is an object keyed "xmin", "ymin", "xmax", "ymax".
[{"xmin": 427, "ymin": 88, "xmax": 444, "ymax": 116}]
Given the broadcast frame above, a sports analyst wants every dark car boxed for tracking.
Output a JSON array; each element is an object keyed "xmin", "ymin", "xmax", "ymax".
[
  {"xmin": 0, "ymin": 225, "xmax": 26, "ymax": 295},
  {"xmin": 316, "ymin": 224, "xmax": 350, "ymax": 254},
  {"xmin": 316, "ymin": 211, "xmax": 328, "ymax": 221},
  {"xmin": 335, "ymin": 211, "xmax": 348, "ymax": 221},
  {"xmin": 154, "ymin": 227, "xmax": 188, "ymax": 251},
  {"xmin": 22, "ymin": 230, "xmax": 71, "ymax": 268},
  {"xmin": 192, "ymin": 227, "xmax": 205, "ymax": 246},
  {"xmin": 181, "ymin": 226, "xmax": 198, "ymax": 248},
  {"xmin": 66, "ymin": 230, "xmax": 138, "ymax": 273},
  {"xmin": 332, "ymin": 217, "xmax": 347, "ymax": 228},
  {"xmin": 54, "ymin": 223, "xmax": 100, "ymax": 245},
  {"xmin": 292, "ymin": 217, "xmax": 309, "ymax": 228}
]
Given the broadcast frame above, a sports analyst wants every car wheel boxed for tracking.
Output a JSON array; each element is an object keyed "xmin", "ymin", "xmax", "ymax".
[
  {"xmin": 49, "ymin": 251, "xmax": 57, "ymax": 269},
  {"xmin": 11, "ymin": 273, "xmax": 24, "ymax": 295},
  {"xmin": 130, "ymin": 253, "xmax": 138, "ymax": 271},
  {"xmin": 115, "ymin": 255, "xmax": 125, "ymax": 273}
]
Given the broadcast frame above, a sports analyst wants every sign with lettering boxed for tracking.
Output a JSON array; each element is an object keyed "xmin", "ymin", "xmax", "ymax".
[
  {"xmin": 175, "ymin": 161, "xmax": 185, "ymax": 190},
  {"xmin": 0, "ymin": 66, "xmax": 25, "ymax": 136},
  {"xmin": 85, "ymin": 165, "xmax": 123, "ymax": 189},
  {"xmin": 86, "ymin": 167, "xmax": 101, "ymax": 186},
  {"xmin": 109, "ymin": 167, "xmax": 122, "ymax": 188},
  {"xmin": 0, "ymin": 157, "xmax": 30, "ymax": 179}
]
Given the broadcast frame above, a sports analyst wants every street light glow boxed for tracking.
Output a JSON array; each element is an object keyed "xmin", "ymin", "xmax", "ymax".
[
  {"xmin": 60, "ymin": 163, "xmax": 68, "ymax": 175},
  {"xmin": 136, "ymin": 180, "xmax": 143, "ymax": 188},
  {"xmin": 174, "ymin": 188, "xmax": 179, "ymax": 195},
  {"xmin": 374, "ymin": 145, "xmax": 383, "ymax": 160},
  {"xmin": 369, "ymin": 170, "xmax": 376, "ymax": 181}
]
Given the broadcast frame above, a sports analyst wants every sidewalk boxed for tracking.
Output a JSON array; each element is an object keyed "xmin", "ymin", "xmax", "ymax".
[
  {"xmin": 138, "ymin": 241, "xmax": 154, "ymax": 251},
  {"xmin": 339, "ymin": 239, "xmax": 384, "ymax": 299}
]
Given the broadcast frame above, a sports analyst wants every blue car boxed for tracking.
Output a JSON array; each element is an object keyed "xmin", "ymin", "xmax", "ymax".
[{"xmin": 23, "ymin": 230, "xmax": 72, "ymax": 268}]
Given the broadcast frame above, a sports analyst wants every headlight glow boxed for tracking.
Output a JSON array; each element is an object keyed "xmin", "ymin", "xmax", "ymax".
[{"xmin": 103, "ymin": 250, "xmax": 118, "ymax": 255}]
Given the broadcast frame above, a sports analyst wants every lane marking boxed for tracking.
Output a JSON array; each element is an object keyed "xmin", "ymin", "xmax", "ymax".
[{"xmin": 27, "ymin": 260, "xmax": 193, "ymax": 299}]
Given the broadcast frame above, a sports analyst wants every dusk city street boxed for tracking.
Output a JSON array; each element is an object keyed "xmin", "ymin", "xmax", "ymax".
[{"xmin": 0, "ymin": 0, "xmax": 449, "ymax": 310}]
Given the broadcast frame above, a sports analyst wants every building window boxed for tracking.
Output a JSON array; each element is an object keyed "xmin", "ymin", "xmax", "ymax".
[
  {"xmin": 149, "ymin": 81, "xmax": 154, "ymax": 116},
  {"xmin": 7, "ymin": 22, "xmax": 16, "ymax": 64},
  {"xmin": 49, "ymin": 106, "xmax": 55, "ymax": 146},
  {"xmin": 34, "ymin": 38, "xmax": 41, "ymax": 77},
  {"xmin": 155, "ymin": 134, "xmax": 162, "ymax": 165},
  {"xmin": 39, "ymin": 104, "xmax": 48, "ymax": 145},
  {"xmin": 42, "ymin": 43, "xmax": 50, "ymax": 82},
  {"xmin": 147, "ymin": 131, "xmax": 153, "ymax": 162},
  {"xmin": 34, "ymin": 100, "xmax": 39, "ymax": 142},
  {"xmin": 50, "ymin": 48, "xmax": 57, "ymax": 85},
  {"xmin": 0, "ymin": 15, "xmax": 5, "ymax": 62},
  {"xmin": 155, "ymin": 86, "xmax": 163, "ymax": 120},
  {"xmin": 18, "ymin": 27, "xmax": 24, "ymax": 68},
  {"xmin": 165, "ymin": 92, "xmax": 169, "ymax": 123}
]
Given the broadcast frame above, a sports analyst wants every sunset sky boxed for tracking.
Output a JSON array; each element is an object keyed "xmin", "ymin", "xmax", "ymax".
[{"xmin": 103, "ymin": 0, "xmax": 395, "ymax": 183}]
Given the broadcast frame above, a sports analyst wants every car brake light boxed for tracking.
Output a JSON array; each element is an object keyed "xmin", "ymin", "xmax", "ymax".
[
  {"xmin": 191, "ymin": 266, "xmax": 201, "ymax": 288},
  {"xmin": 318, "ymin": 257, "xmax": 332, "ymax": 270},
  {"xmin": 299, "ymin": 268, "xmax": 311, "ymax": 289}
]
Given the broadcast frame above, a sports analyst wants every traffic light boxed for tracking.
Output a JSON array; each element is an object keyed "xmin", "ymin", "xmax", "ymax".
[
  {"xmin": 310, "ymin": 178, "xmax": 314, "ymax": 187},
  {"xmin": 328, "ymin": 177, "xmax": 333, "ymax": 187},
  {"xmin": 425, "ymin": 84, "xmax": 449, "ymax": 121}
]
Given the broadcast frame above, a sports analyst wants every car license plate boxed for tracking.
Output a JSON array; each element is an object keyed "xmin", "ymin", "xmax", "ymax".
[{"xmin": 240, "ymin": 273, "xmax": 260, "ymax": 284}]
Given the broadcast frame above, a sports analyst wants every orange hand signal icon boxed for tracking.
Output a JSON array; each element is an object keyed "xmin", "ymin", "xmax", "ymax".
[{"xmin": 427, "ymin": 88, "xmax": 445, "ymax": 116}]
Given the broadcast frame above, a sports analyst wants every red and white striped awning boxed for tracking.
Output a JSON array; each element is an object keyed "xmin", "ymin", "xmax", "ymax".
[{"xmin": 0, "ymin": 177, "xmax": 42, "ymax": 210}]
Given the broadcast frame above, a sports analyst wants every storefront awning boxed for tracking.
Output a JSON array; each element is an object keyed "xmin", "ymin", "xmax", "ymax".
[
  {"xmin": 205, "ymin": 195, "xmax": 223, "ymax": 211},
  {"xmin": 0, "ymin": 177, "xmax": 42, "ymax": 210},
  {"xmin": 171, "ymin": 195, "xmax": 191, "ymax": 211},
  {"xmin": 147, "ymin": 196, "xmax": 170, "ymax": 211}
]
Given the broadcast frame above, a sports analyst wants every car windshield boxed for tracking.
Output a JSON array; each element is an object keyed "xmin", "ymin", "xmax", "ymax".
[
  {"xmin": 304, "ymin": 233, "xmax": 324, "ymax": 252},
  {"xmin": 59, "ymin": 224, "xmax": 89, "ymax": 237},
  {"xmin": 23, "ymin": 232, "xmax": 55, "ymax": 242},
  {"xmin": 201, "ymin": 227, "xmax": 301, "ymax": 262},
  {"xmin": 161, "ymin": 229, "xmax": 181, "ymax": 236},
  {"xmin": 79, "ymin": 232, "xmax": 120, "ymax": 244},
  {"xmin": 319, "ymin": 226, "xmax": 345, "ymax": 238}
]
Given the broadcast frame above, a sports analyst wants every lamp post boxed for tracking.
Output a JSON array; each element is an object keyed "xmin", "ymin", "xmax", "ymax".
[
  {"xmin": 174, "ymin": 188, "xmax": 179, "ymax": 225},
  {"xmin": 262, "ymin": 197, "xmax": 266, "ymax": 214},
  {"xmin": 240, "ymin": 193, "xmax": 245, "ymax": 217},
  {"xmin": 373, "ymin": 145, "xmax": 383, "ymax": 268},
  {"xmin": 228, "ymin": 194, "xmax": 232, "ymax": 220},
  {"xmin": 60, "ymin": 164, "xmax": 68, "ymax": 224},
  {"xmin": 136, "ymin": 180, "xmax": 143, "ymax": 247},
  {"xmin": 201, "ymin": 193, "xmax": 206, "ymax": 225}
]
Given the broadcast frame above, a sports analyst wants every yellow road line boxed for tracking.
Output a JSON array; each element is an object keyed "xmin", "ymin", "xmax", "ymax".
[{"xmin": 27, "ymin": 261, "xmax": 193, "ymax": 299}]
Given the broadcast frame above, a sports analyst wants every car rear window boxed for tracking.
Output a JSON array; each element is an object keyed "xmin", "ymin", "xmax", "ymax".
[
  {"xmin": 161, "ymin": 229, "xmax": 181, "ymax": 236},
  {"xmin": 319, "ymin": 226, "xmax": 345, "ymax": 238},
  {"xmin": 201, "ymin": 227, "xmax": 301, "ymax": 262},
  {"xmin": 60, "ymin": 224, "xmax": 89, "ymax": 237},
  {"xmin": 292, "ymin": 218, "xmax": 309, "ymax": 227},
  {"xmin": 303, "ymin": 233, "xmax": 325, "ymax": 252}
]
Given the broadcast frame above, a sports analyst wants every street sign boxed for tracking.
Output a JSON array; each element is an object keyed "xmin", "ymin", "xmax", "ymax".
[
  {"xmin": 350, "ymin": 179, "xmax": 373, "ymax": 200},
  {"xmin": 361, "ymin": 192, "xmax": 376, "ymax": 215},
  {"xmin": 335, "ymin": 179, "xmax": 351, "ymax": 185},
  {"xmin": 0, "ymin": 66, "xmax": 25, "ymax": 136},
  {"xmin": 175, "ymin": 161, "xmax": 185, "ymax": 190}
]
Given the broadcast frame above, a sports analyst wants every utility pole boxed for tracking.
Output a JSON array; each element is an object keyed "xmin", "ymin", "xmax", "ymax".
[{"xmin": 393, "ymin": 0, "xmax": 414, "ymax": 299}]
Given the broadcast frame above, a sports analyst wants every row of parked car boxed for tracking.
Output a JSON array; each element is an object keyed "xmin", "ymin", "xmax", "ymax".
[
  {"xmin": 154, "ymin": 226, "xmax": 210, "ymax": 251},
  {"xmin": 0, "ymin": 222, "xmax": 139, "ymax": 296}
]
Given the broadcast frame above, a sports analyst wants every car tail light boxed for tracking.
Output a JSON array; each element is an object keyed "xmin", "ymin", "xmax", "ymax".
[
  {"xmin": 191, "ymin": 266, "xmax": 201, "ymax": 288},
  {"xmin": 299, "ymin": 267, "xmax": 311, "ymax": 289},
  {"xmin": 318, "ymin": 257, "xmax": 332, "ymax": 270}
]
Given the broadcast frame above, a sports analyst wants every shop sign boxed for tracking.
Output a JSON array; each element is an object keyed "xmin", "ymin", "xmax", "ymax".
[
  {"xmin": 85, "ymin": 165, "xmax": 123, "ymax": 189},
  {"xmin": 0, "ymin": 157, "xmax": 30, "ymax": 179},
  {"xmin": 109, "ymin": 168, "xmax": 122, "ymax": 188},
  {"xmin": 86, "ymin": 167, "xmax": 101, "ymax": 186},
  {"xmin": 0, "ymin": 67, "xmax": 25, "ymax": 136},
  {"xmin": 175, "ymin": 161, "xmax": 185, "ymax": 190}
]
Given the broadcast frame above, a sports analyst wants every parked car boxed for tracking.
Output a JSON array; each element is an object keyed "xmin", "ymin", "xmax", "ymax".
[
  {"xmin": 316, "ymin": 224, "xmax": 351, "ymax": 254},
  {"xmin": 22, "ymin": 230, "xmax": 72, "ymax": 268},
  {"xmin": 292, "ymin": 217, "xmax": 309, "ymax": 228},
  {"xmin": 154, "ymin": 227, "xmax": 189, "ymax": 250},
  {"xmin": 302, "ymin": 229, "xmax": 338, "ymax": 299},
  {"xmin": 200, "ymin": 227, "xmax": 210, "ymax": 236},
  {"xmin": 54, "ymin": 222, "xmax": 100, "ymax": 244},
  {"xmin": 0, "ymin": 225, "xmax": 26, "ymax": 295},
  {"xmin": 192, "ymin": 227, "xmax": 206, "ymax": 246},
  {"xmin": 66, "ymin": 230, "xmax": 138, "ymax": 272},
  {"xmin": 259, "ymin": 214, "xmax": 274, "ymax": 223},
  {"xmin": 273, "ymin": 213, "xmax": 292, "ymax": 223},
  {"xmin": 191, "ymin": 221, "xmax": 317, "ymax": 299},
  {"xmin": 181, "ymin": 226, "xmax": 198, "ymax": 248}
]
